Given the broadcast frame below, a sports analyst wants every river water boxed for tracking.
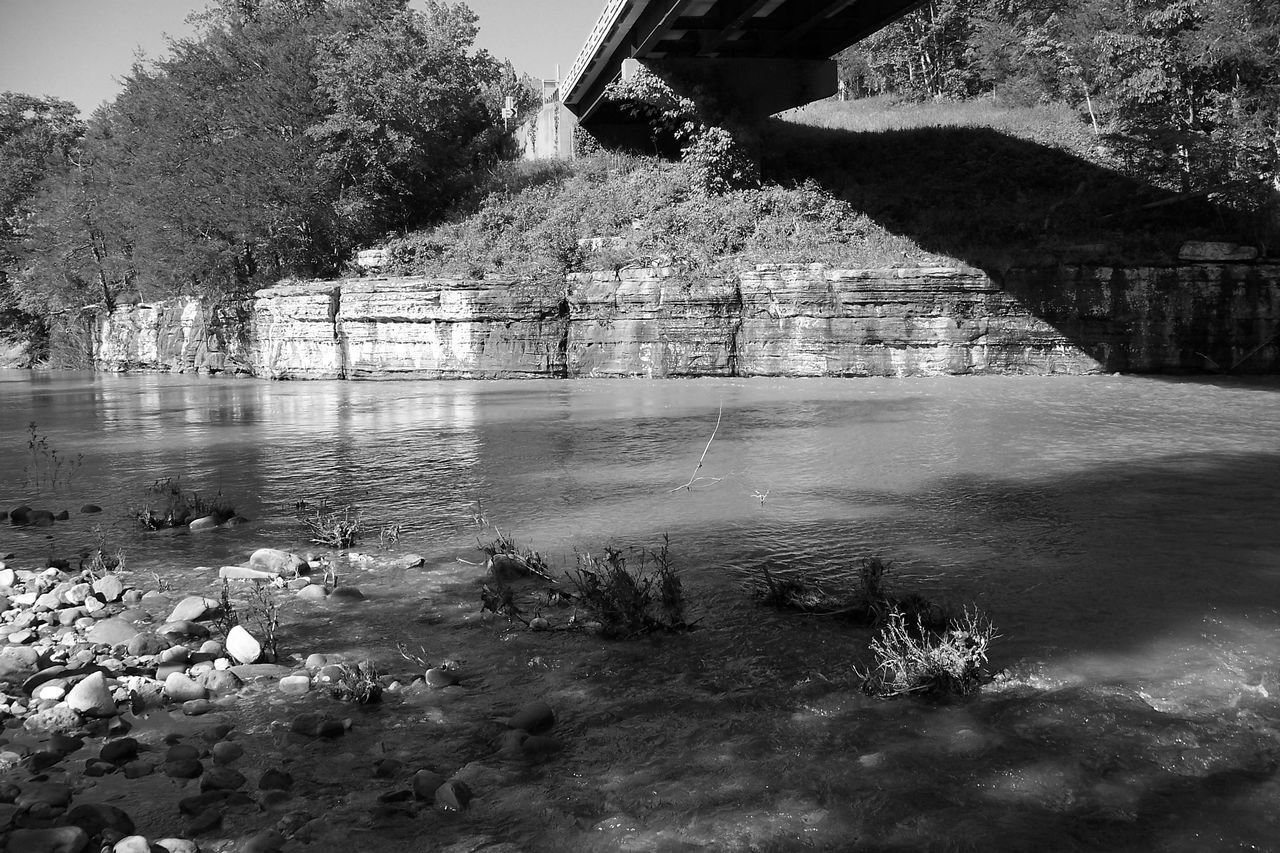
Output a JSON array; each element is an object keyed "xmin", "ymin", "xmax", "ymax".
[{"xmin": 2, "ymin": 371, "xmax": 1280, "ymax": 851}]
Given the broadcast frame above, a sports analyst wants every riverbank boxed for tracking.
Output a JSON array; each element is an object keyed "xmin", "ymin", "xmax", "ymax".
[{"xmin": 82, "ymin": 255, "xmax": 1280, "ymax": 379}]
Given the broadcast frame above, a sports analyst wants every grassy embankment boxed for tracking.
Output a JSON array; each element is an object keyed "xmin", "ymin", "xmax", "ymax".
[{"xmin": 380, "ymin": 96, "xmax": 1267, "ymax": 282}]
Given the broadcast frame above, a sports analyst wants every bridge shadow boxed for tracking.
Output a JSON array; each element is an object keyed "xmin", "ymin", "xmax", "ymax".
[{"xmin": 755, "ymin": 116, "xmax": 1279, "ymax": 373}]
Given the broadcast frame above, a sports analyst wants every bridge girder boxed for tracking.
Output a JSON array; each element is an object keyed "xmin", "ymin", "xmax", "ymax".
[{"xmin": 563, "ymin": 0, "xmax": 928, "ymax": 123}]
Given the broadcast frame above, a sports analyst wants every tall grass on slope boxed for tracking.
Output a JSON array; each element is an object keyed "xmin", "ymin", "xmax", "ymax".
[{"xmin": 382, "ymin": 153, "xmax": 934, "ymax": 280}]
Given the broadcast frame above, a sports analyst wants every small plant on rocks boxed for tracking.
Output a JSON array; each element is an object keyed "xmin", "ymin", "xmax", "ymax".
[
  {"xmin": 858, "ymin": 607, "xmax": 1000, "ymax": 698},
  {"xmin": 330, "ymin": 660, "xmax": 383, "ymax": 704},
  {"xmin": 212, "ymin": 579, "xmax": 239, "ymax": 638}
]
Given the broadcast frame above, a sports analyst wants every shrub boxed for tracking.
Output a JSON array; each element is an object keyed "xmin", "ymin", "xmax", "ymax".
[
  {"xmin": 568, "ymin": 539, "xmax": 686, "ymax": 639},
  {"xmin": 860, "ymin": 607, "xmax": 999, "ymax": 698}
]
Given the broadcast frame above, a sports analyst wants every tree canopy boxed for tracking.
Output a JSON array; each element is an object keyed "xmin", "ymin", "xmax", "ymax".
[
  {"xmin": 5, "ymin": 0, "xmax": 507, "ymax": 323},
  {"xmin": 838, "ymin": 0, "xmax": 1280, "ymax": 230}
]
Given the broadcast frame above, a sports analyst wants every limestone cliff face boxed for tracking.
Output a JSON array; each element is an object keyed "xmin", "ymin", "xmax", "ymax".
[
  {"xmin": 90, "ymin": 262, "xmax": 1280, "ymax": 378},
  {"xmin": 96, "ymin": 297, "xmax": 251, "ymax": 373}
]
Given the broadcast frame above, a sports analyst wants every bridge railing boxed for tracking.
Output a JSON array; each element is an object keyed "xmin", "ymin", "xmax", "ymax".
[{"xmin": 563, "ymin": 0, "xmax": 630, "ymax": 104}]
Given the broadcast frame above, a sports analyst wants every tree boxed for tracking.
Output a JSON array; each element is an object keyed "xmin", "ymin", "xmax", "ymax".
[
  {"xmin": 0, "ymin": 93, "xmax": 84, "ymax": 342},
  {"xmin": 306, "ymin": 0, "xmax": 502, "ymax": 241}
]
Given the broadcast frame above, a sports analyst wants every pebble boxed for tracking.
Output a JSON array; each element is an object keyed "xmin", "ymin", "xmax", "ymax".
[
  {"xmin": 211, "ymin": 741, "xmax": 243, "ymax": 764},
  {"xmin": 296, "ymin": 585, "xmax": 327, "ymax": 600},
  {"xmin": 425, "ymin": 667, "xmax": 460, "ymax": 688},
  {"xmin": 182, "ymin": 699, "xmax": 216, "ymax": 716},
  {"xmin": 83, "ymin": 618, "xmax": 138, "ymax": 648},
  {"xmin": 412, "ymin": 769, "xmax": 446, "ymax": 800},
  {"xmin": 99, "ymin": 737, "xmax": 139, "ymax": 763},
  {"xmin": 258, "ymin": 768, "xmax": 292, "ymax": 790},
  {"xmin": 122, "ymin": 760, "xmax": 154, "ymax": 779},
  {"xmin": 154, "ymin": 841, "xmax": 198, "ymax": 853},
  {"xmin": 154, "ymin": 840, "xmax": 199, "ymax": 853},
  {"xmin": 164, "ymin": 758, "xmax": 203, "ymax": 779},
  {"xmin": 112, "ymin": 837, "xmax": 151, "ymax": 853},
  {"xmin": 199, "ymin": 766, "xmax": 245, "ymax": 792},
  {"xmin": 434, "ymin": 779, "xmax": 473, "ymax": 812},
  {"xmin": 241, "ymin": 829, "xmax": 286, "ymax": 853}
]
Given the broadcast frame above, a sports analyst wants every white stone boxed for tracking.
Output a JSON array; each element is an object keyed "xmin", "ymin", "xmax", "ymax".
[
  {"xmin": 225, "ymin": 625, "xmax": 262, "ymax": 665},
  {"xmin": 278, "ymin": 674, "xmax": 311, "ymax": 695},
  {"xmin": 163, "ymin": 671, "xmax": 208, "ymax": 702},
  {"xmin": 35, "ymin": 684, "xmax": 66, "ymax": 702},
  {"xmin": 66, "ymin": 671, "xmax": 118, "ymax": 717},
  {"xmin": 248, "ymin": 548, "xmax": 307, "ymax": 576}
]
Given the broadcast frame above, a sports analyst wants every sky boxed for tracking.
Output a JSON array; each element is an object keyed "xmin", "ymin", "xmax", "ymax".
[{"xmin": 0, "ymin": 0, "xmax": 606, "ymax": 115}]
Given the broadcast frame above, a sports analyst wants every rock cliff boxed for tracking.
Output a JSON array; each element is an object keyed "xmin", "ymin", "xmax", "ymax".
[{"xmin": 89, "ymin": 261, "xmax": 1280, "ymax": 378}]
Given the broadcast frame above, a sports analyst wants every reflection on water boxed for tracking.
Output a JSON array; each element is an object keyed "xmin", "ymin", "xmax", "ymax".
[{"xmin": 2, "ymin": 371, "xmax": 1280, "ymax": 851}]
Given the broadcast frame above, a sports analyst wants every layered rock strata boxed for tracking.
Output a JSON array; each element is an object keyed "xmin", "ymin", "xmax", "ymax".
[{"xmin": 89, "ymin": 261, "xmax": 1280, "ymax": 378}]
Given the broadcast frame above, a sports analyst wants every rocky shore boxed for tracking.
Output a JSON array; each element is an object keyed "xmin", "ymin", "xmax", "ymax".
[{"xmin": 0, "ymin": 532, "xmax": 560, "ymax": 853}]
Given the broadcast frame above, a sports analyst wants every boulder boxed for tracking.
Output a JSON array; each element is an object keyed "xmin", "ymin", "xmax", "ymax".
[
  {"xmin": 218, "ymin": 566, "xmax": 277, "ymax": 582},
  {"xmin": 65, "ymin": 671, "xmax": 118, "ymax": 717},
  {"xmin": 225, "ymin": 625, "xmax": 261, "ymax": 665},
  {"xmin": 91, "ymin": 575, "xmax": 124, "ymax": 602},
  {"xmin": 248, "ymin": 549, "xmax": 307, "ymax": 577},
  {"xmin": 85, "ymin": 618, "xmax": 140, "ymax": 647},
  {"xmin": 3, "ymin": 826, "xmax": 90, "ymax": 853},
  {"xmin": 163, "ymin": 672, "xmax": 208, "ymax": 703},
  {"xmin": 188, "ymin": 516, "xmax": 220, "ymax": 532},
  {"xmin": 167, "ymin": 596, "xmax": 220, "ymax": 623}
]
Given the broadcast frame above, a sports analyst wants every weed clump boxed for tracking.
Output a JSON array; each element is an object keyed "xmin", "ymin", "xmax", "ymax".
[
  {"xmin": 859, "ymin": 607, "xmax": 999, "ymax": 698},
  {"xmin": 329, "ymin": 661, "xmax": 383, "ymax": 704},
  {"xmin": 135, "ymin": 477, "xmax": 236, "ymax": 530},
  {"xmin": 751, "ymin": 557, "xmax": 941, "ymax": 628},
  {"xmin": 301, "ymin": 501, "xmax": 363, "ymax": 548},
  {"xmin": 568, "ymin": 539, "xmax": 687, "ymax": 639}
]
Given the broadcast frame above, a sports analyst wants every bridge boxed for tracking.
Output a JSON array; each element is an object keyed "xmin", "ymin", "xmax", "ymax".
[
  {"xmin": 564, "ymin": 0, "xmax": 925, "ymax": 122},
  {"xmin": 518, "ymin": 0, "xmax": 926, "ymax": 159}
]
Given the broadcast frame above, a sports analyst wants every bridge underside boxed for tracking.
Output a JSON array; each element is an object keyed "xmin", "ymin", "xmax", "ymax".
[{"xmin": 564, "ymin": 0, "xmax": 927, "ymax": 126}]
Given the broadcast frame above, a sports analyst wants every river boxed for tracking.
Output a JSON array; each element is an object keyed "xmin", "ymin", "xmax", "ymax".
[{"xmin": 2, "ymin": 371, "xmax": 1280, "ymax": 851}]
